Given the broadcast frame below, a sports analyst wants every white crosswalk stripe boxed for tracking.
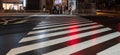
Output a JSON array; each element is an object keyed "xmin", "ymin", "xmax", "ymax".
[
  {"xmin": 19, "ymin": 24, "xmax": 103, "ymax": 43},
  {"xmin": 37, "ymin": 19, "xmax": 91, "ymax": 26},
  {"xmin": 28, "ymin": 22, "xmax": 98, "ymax": 35},
  {"xmin": 28, "ymin": 23, "xmax": 97, "ymax": 35},
  {"xmin": 97, "ymin": 43, "xmax": 120, "ymax": 55},
  {"xmin": 7, "ymin": 28, "xmax": 112, "ymax": 55},
  {"xmin": 6, "ymin": 16, "xmax": 120, "ymax": 55},
  {"xmin": 34, "ymin": 21, "xmax": 93, "ymax": 30},
  {"xmin": 43, "ymin": 32, "xmax": 120, "ymax": 55}
]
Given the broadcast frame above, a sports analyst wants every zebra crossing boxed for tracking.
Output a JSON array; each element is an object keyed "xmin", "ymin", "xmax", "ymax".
[
  {"xmin": 97, "ymin": 43, "xmax": 120, "ymax": 55},
  {"xmin": 6, "ymin": 16, "xmax": 120, "ymax": 55}
]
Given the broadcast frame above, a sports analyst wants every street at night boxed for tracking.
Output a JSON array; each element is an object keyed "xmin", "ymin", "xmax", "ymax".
[
  {"xmin": 0, "ymin": 15, "xmax": 120, "ymax": 55},
  {"xmin": 0, "ymin": 0, "xmax": 120, "ymax": 55}
]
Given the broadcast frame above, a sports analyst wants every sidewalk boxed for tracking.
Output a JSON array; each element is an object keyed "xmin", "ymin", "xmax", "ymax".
[
  {"xmin": 96, "ymin": 10, "xmax": 120, "ymax": 18},
  {"xmin": 97, "ymin": 10, "xmax": 120, "ymax": 14},
  {"xmin": 0, "ymin": 12, "xmax": 50, "ymax": 16}
]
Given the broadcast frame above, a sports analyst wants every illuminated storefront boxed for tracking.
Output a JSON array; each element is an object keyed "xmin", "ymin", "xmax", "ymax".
[
  {"xmin": 54, "ymin": 0, "xmax": 62, "ymax": 5},
  {"xmin": 2, "ymin": 0, "xmax": 25, "ymax": 10},
  {"xmin": 53, "ymin": 0, "xmax": 76, "ymax": 10}
]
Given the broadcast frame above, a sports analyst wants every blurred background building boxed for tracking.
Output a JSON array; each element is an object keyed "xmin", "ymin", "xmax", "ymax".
[{"xmin": 0, "ymin": 0, "xmax": 119, "ymax": 14}]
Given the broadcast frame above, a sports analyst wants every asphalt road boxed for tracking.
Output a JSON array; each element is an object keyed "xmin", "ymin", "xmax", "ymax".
[
  {"xmin": 0, "ymin": 15, "xmax": 120, "ymax": 55},
  {"xmin": 81, "ymin": 15, "xmax": 120, "ymax": 31}
]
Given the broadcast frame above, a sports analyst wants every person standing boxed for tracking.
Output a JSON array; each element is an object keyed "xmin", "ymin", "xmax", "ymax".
[
  {"xmin": 56, "ymin": 5, "xmax": 60, "ymax": 14},
  {"xmin": 68, "ymin": 5, "xmax": 72, "ymax": 15},
  {"xmin": 59, "ymin": 5, "xmax": 62, "ymax": 14},
  {"xmin": 42, "ymin": 5, "xmax": 46, "ymax": 13}
]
